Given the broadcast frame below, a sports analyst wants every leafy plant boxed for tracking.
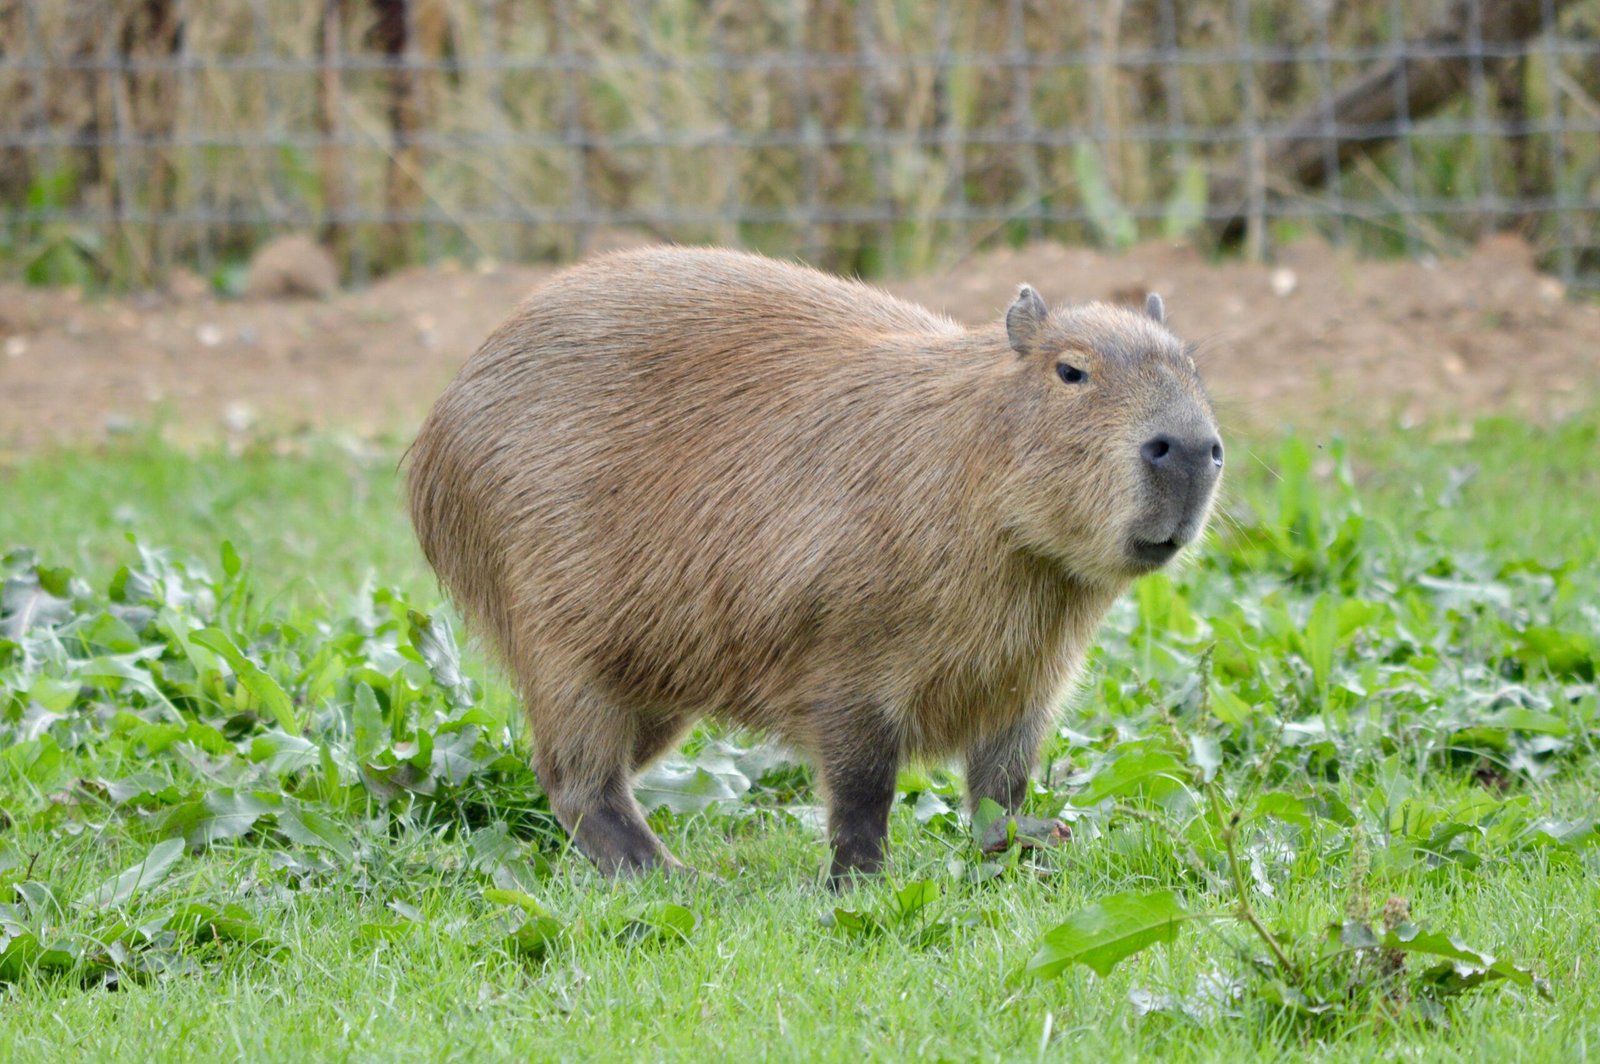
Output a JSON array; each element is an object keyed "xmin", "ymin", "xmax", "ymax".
[
  {"xmin": 1, "ymin": 415, "xmax": 1596, "ymax": 1048},
  {"xmin": 1019, "ymin": 662, "xmax": 1559, "ymax": 1026}
]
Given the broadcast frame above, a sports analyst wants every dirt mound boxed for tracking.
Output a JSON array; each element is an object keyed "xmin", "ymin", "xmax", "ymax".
[
  {"xmin": 0, "ymin": 237, "xmax": 1595, "ymax": 451},
  {"xmin": 243, "ymin": 234, "xmax": 341, "ymax": 301}
]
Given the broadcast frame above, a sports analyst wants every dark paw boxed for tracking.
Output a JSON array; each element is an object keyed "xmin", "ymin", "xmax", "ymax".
[
  {"xmin": 978, "ymin": 815, "xmax": 1072, "ymax": 855},
  {"xmin": 826, "ymin": 866, "xmax": 878, "ymax": 892},
  {"xmin": 827, "ymin": 847, "xmax": 885, "ymax": 891}
]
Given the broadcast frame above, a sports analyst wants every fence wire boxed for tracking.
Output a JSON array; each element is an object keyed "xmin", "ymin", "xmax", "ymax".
[{"xmin": 1, "ymin": 0, "xmax": 1596, "ymax": 290}]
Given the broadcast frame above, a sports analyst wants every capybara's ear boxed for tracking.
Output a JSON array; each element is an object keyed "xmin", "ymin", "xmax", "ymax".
[
  {"xmin": 1145, "ymin": 292, "xmax": 1165, "ymax": 325},
  {"xmin": 1005, "ymin": 284, "xmax": 1048, "ymax": 355}
]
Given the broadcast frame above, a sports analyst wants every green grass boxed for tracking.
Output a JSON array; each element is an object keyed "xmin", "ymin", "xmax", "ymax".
[
  {"xmin": 0, "ymin": 434, "xmax": 426, "ymax": 610},
  {"xmin": 2, "ymin": 411, "xmax": 1598, "ymax": 1060}
]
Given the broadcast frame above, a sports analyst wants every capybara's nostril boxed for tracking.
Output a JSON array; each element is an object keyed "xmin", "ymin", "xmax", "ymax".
[
  {"xmin": 1143, "ymin": 434, "xmax": 1221, "ymax": 480},
  {"xmin": 1141, "ymin": 436, "xmax": 1173, "ymax": 467}
]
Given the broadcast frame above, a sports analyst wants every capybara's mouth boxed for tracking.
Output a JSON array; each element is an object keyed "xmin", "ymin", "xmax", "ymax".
[{"xmin": 1128, "ymin": 537, "xmax": 1183, "ymax": 569}]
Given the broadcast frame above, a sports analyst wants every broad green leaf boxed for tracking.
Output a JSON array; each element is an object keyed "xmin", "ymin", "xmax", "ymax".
[
  {"xmin": 1302, "ymin": 593, "xmax": 1338, "ymax": 691},
  {"xmin": 1072, "ymin": 749, "xmax": 1190, "ymax": 806},
  {"xmin": 357, "ymin": 920, "xmax": 416, "ymax": 942},
  {"xmin": 77, "ymin": 838, "xmax": 185, "ymax": 908},
  {"xmin": 1, "ymin": 736, "xmax": 67, "ymax": 788},
  {"xmin": 162, "ymin": 790, "xmax": 277, "ymax": 847},
  {"xmin": 1250, "ymin": 791, "xmax": 1313, "ymax": 828},
  {"xmin": 1025, "ymin": 890, "xmax": 1186, "ymax": 979},
  {"xmin": 1333, "ymin": 921, "xmax": 1551, "ymax": 999},
  {"xmin": 250, "ymin": 731, "xmax": 320, "ymax": 775},
  {"xmin": 635, "ymin": 759, "xmax": 747, "ymax": 814},
  {"xmin": 181, "ymin": 719, "xmax": 234, "ymax": 756},
  {"xmin": 1520, "ymin": 626, "xmax": 1596, "ymax": 681},
  {"xmin": 359, "ymin": 760, "xmax": 437, "ymax": 799},
  {"xmin": 912, "ymin": 790, "xmax": 953, "ymax": 824},
  {"xmin": 277, "ymin": 806, "xmax": 354, "ymax": 863},
  {"xmin": 468, "ymin": 823, "xmax": 519, "ymax": 869},
  {"xmin": 191, "ymin": 627, "xmax": 299, "ymax": 734},
  {"xmin": 890, "ymin": 880, "xmax": 940, "ymax": 921},
  {"xmin": 103, "ymin": 773, "xmax": 184, "ymax": 806},
  {"xmin": 0, "ymin": 930, "xmax": 48, "ymax": 982},
  {"xmin": 351, "ymin": 682, "xmax": 386, "ymax": 760},
  {"xmin": 1527, "ymin": 818, "xmax": 1597, "ymax": 849},
  {"xmin": 407, "ymin": 609, "xmax": 475, "ymax": 706},
  {"xmin": 1377, "ymin": 925, "xmax": 1507, "ymax": 971},
  {"xmin": 77, "ymin": 652, "xmax": 161, "ymax": 694},
  {"xmin": 430, "ymin": 728, "xmax": 490, "ymax": 785},
  {"xmin": 1491, "ymin": 707, "xmax": 1568, "ymax": 736},
  {"xmin": 1208, "ymin": 682, "xmax": 1256, "ymax": 725},
  {"xmin": 165, "ymin": 903, "xmax": 279, "ymax": 951},
  {"xmin": 237, "ymin": 670, "xmax": 296, "ymax": 731},
  {"xmin": 220, "ymin": 540, "xmax": 242, "ymax": 580},
  {"xmin": 487, "ymin": 889, "xmax": 565, "ymax": 959},
  {"xmin": 827, "ymin": 907, "xmax": 875, "ymax": 937},
  {"xmin": 971, "ymin": 797, "xmax": 1006, "ymax": 843},
  {"xmin": 25, "ymin": 675, "xmax": 79, "ymax": 713},
  {"xmin": 484, "ymin": 889, "xmax": 554, "ymax": 918},
  {"xmin": 505, "ymin": 915, "xmax": 564, "ymax": 959},
  {"xmin": 0, "ymin": 570, "xmax": 73, "ymax": 637},
  {"xmin": 620, "ymin": 902, "xmax": 697, "ymax": 945},
  {"xmin": 13, "ymin": 881, "xmax": 61, "ymax": 922}
]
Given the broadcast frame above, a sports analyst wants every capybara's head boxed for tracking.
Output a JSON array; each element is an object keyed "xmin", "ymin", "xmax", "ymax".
[{"xmin": 998, "ymin": 285, "xmax": 1221, "ymax": 584}]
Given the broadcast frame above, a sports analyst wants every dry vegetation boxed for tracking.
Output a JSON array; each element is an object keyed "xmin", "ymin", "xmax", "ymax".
[{"xmin": 2, "ymin": 0, "xmax": 1598, "ymax": 286}]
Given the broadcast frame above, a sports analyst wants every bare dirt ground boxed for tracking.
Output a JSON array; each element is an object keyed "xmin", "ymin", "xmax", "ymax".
[{"xmin": 1, "ymin": 233, "xmax": 1595, "ymax": 452}]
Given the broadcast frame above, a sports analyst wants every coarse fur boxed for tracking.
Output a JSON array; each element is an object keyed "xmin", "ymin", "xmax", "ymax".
[{"xmin": 406, "ymin": 246, "xmax": 1221, "ymax": 883}]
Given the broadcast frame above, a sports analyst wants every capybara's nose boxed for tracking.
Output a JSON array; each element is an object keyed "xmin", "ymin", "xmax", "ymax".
[{"xmin": 1141, "ymin": 433, "xmax": 1223, "ymax": 486}]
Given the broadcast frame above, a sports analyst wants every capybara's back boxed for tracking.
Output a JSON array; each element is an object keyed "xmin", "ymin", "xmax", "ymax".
[{"xmin": 407, "ymin": 246, "xmax": 1222, "ymax": 882}]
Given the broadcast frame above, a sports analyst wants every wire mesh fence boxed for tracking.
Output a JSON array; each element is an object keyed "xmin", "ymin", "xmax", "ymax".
[{"xmin": 1, "ymin": 0, "xmax": 1597, "ymax": 290}]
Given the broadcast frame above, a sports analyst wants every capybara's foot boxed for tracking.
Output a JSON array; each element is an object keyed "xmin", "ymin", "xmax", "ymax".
[
  {"xmin": 978, "ymin": 815, "xmax": 1072, "ymax": 855},
  {"xmin": 827, "ymin": 842, "xmax": 887, "ymax": 891},
  {"xmin": 821, "ymin": 709, "xmax": 901, "ymax": 890},
  {"xmin": 544, "ymin": 773, "xmax": 678, "ymax": 876}
]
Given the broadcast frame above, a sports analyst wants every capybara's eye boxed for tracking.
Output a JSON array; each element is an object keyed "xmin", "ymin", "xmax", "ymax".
[{"xmin": 1056, "ymin": 363, "xmax": 1088, "ymax": 385}]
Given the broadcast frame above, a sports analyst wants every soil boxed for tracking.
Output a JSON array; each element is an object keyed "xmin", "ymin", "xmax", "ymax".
[{"xmin": 1, "ymin": 233, "xmax": 1595, "ymax": 452}]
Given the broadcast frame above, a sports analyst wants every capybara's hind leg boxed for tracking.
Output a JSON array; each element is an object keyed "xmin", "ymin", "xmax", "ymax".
[
  {"xmin": 542, "ymin": 765, "xmax": 681, "ymax": 875},
  {"xmin": 630, "ymin": 710, "xmax": 697, "ymax": 772},
  {"xmin": 532, "ymin": 687, "xmax": 681, "ymax": 875}
]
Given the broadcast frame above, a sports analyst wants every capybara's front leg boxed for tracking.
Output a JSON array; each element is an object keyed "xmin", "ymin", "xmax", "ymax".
[
  {"xmin": 965, "ymin": 708, "xmax": 1070, "ymax": 853},
  {"xmin": 819, "ymin": 707, "xmax": 902, "ymax": 889},
  {"xmin": 964, "ymin": 707, "xmax": 1051, "ymax": 815}
]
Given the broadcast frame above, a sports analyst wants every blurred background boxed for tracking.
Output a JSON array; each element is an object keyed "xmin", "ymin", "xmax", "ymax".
[
  {"xmin": 1, "ymin": 0, "xmax": 1597, "ymax": 446},
  {"xmin": 4, "ymin": 0, "xmax": 1598, "ymax": 287}
]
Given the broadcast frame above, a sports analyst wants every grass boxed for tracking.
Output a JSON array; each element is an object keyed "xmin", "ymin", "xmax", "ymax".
[
  {"xmin": 0, "ymin": 435, "xmax": 424, "ymax": 610},
  {"xmin": 1, "ymin": 409, "xmax": 1598, "ymax": 1060}
]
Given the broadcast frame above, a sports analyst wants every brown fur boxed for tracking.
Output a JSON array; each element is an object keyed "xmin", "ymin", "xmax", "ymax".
[{"xmin": 406, "ymin": 246, "xmax": 1220, "ymax": 882}]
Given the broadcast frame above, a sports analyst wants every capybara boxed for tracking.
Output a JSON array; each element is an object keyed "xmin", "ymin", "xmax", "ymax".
[{"xmin": 406, "ymin": 246, "xmax": 1222, "ymax": 884}]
